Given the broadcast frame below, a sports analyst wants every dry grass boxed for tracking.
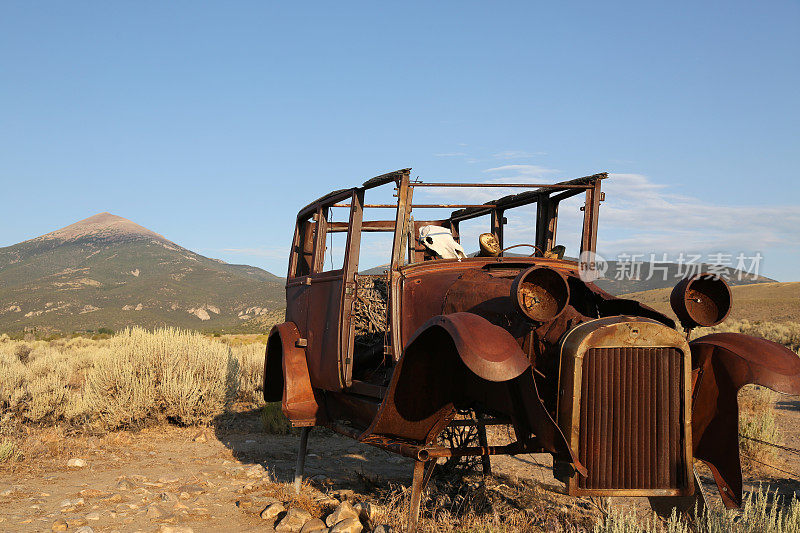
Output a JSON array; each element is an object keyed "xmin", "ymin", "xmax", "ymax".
[
  {"xmin": 0, "ymin": 439, "xmax": 22, "ymax": 462},
  {"xmin": 693, "ymin": 319, "xmax": 800, "ymax": 352},
  {"xmin": 596, "ymin": 488, "xmax": 800, "ymax": 532},
  {"xmin": 0, "ymin": 328, "xmax": 267, "ymax": 431}
]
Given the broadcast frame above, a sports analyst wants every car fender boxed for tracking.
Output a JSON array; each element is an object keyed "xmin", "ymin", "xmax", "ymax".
[
  {"xmin": 362, "ymin": 312, "xmax": 584, "ymax": 475},
  {"xmin": 690, "ymin": 332, "xmax": 800, "ymax": 508},
  {"xmin": 420, "ymin": 312, "xmax": 531, "ymax": 382},
  {"xmin": 264, "ymin": 322, "xmax": 322, "ymax": 427}
]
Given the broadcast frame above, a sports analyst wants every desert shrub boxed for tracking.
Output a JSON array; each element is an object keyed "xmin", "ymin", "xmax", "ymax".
[
  {"xmin": 85, "ymin": 327, "xmax": 239, "ymax": 429},
  {"xmin": 234, "ymin": 343, "xmax": 266, "ymax": 403},
  {"xmin": 595, "ymin": 488, "xmax": 800, "ymax": 532},
  {"xmin": 0, "ymin": 439, "xmax": 22, "ymax": 462},
  {"xmin": 694, "ymin": 320, "xmax": 800, "ymax": 352},
  {"xmin": 14, "ymin": 344, "xmax": 31, "ymax": 364},
  {"xmin": 261, "ymin": 402, "xmax": 292, "ymax": 434}
]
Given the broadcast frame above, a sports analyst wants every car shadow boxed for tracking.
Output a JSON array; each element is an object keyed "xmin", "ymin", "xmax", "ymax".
[
  {"xmin": 211, "ymin": 407, "xmax": 414, "ymax": 490},
  {"xmin": 775, "ymin": 397, "xmax": 800, "ymax": 412}
]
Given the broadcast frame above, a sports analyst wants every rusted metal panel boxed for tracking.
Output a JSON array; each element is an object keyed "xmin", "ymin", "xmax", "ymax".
[
  {"xmin": 690, "ymin": 333, "xmax": 800, "ymax": 508},
  {"xmin": 557, "ymin": 317, "xmax": 693, "ymax": 497}
]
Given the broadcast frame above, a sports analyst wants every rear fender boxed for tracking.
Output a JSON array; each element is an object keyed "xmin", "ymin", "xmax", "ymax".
[
  {"xmin": 691, "ymin": 333, "xmax": 800, "ymax": 508},
  {"xmin": 264, "ymin": 322, "xmax": 323, "ymax": 427}
]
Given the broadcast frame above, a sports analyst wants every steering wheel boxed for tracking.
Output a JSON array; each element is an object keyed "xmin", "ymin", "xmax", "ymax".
[{"xmin": 499, "ymin": 244, "xmax": 544, "ymax": 257}]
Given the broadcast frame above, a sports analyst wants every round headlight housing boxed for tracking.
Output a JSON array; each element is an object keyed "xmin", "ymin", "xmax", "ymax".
[{"xmin": 511, "ymin": 266, "xmax": 570, "ymax": 322}]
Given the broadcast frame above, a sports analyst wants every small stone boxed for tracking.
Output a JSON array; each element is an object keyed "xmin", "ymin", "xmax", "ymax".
[
  {"xmin": 52, "ymin": 519, "xmax": 68, "ymax": 531},
  {"xmin": 329, "ymin": 517, "xmax": 363, "ymax": 533},
  {"xmin": 159, "ymin": 527, "xmax": 194, "ymax": 533},
  {"xmin": 236, "ymin": 498, "xmax": 254, "ymax": 509},
  {"xmin": 177, "ymin": 484, "xmax": 204, "ymax": 495},
  {"xmin": 179, "ymin": 492, "xmax": 190, "ymax": 500},
  {"xmin": 245, "ymin": 464, "xmax": 267, "ymax": 478},
  {"xmin": 104, "ymin": 493, "xmax": 123, "ymax": 503},
  {"xmin": 192, "ymin": 431, "xmax": 207, "ymax": 443},
  {"xmin": 79, "ymin": 489, "xmax": 105, "ymax": 498},
  {"xmin": 325, "ymin": 501, "xmax": 359, "ymax": 527},
  {"xmin": 146, "ymin": 505, "xmax": 164, "ymax": 518},
  {"xmin": 159, "ymin": 492, "xmax": 178, "ymax": 502},
  {"xmin": 116, "ymin": 479, "xmax": 134, "ymax": 490},
  {"xmin": 373, "ymin": 526, "xmax": 392, "ymax": 533},
  {"xmin": 260, "ymin": 502, "xmax": 286, "ymax": 521},
  {"xmin": 86, "ymin": 512, "xmax": 101, "ymax": 521},
  {"xmin": 67, "ymin": 458, "xmax": 87, "ymax": 468},
  {"xmin": 299, "ymin": 518, "xmax": 327, "ymax": 533},
  {"xmin": 173, "ymin": 501, "xmax": 189, "ymax": 511},
  {"xmin": 353, "ymin": 502, "xmax": 378, "ymax": 521},
  {"xmin": 158, "ymin": 477, "xmax": 179, "ymax": 484},
  {"xmin": 74, "ymin": 527, "xmax": 94, "ymax": 533},
  {"xmin": 331, "ymin": 489, "xmax": 355, "ymax": 501},
  {"xmin": 276, "ymin": 507, "xmax": 313, "ymax": 532}
]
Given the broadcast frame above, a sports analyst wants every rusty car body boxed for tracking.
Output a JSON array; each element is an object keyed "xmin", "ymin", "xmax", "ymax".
[{"xmin": 264, "ymin": 169, "xmax": 800, "ymax": 527}]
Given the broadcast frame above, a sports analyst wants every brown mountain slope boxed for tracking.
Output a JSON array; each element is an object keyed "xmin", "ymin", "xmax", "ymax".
[{"xmin": 0, "ymin": 213, "xmax": 285, "ymax": 334}]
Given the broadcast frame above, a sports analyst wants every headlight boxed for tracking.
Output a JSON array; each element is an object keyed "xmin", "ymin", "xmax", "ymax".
[
  {"xmin": 670, "ymin": 273, "xmax": 732, "ymax": 330},
  {"xmin": 511, "ymin": 266, "xmax": 570, "ymax": 322}
]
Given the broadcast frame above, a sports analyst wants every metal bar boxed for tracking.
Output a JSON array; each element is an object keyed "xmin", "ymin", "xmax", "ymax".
[
  {"xmin": 410, "ymin": 182, "xmax": 591, "ymax": 189},
  {"xmin": 408, "ymin": 460, "xmax": 426, "ymax": 532},
  {"xmin": 418, "ymin": 440, "xmax": 541, "ymax": 461},
  {"xmin": 448, "ymin": 417, "xmax": 509, "ymax": 427},
  {"xmin": 476, "ymin": 413, "xmax": 493, "ymax": 477},
  {"xmin": 293, "ymin": 426, "xmax": 311, "ymax": 494},
  {"xmin": 332, "ymin": 203, "xmax": 498, "ymax": 209}
]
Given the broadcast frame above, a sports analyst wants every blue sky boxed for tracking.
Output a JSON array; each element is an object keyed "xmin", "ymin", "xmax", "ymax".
[{"xmin": 1, "ymin": 1, "xmax": 798, "ymax": 280}]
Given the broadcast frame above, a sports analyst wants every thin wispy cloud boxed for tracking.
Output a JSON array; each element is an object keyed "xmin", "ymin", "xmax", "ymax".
[
  {"xmin": 492, "ymin": 150, "xmax": 547, "ymax": 159},
  {"xmin": 434, "ymin": 152, "xmax": 467, "ymax": 157},
  {"xmin": 418, "ymin": 167, "xmax": 800, "ymax": 262}
]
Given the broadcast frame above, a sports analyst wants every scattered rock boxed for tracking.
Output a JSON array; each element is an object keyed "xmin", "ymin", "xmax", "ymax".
[
  {"xmin": 276, "ymin": 507, "xmax": 313, "ymax": 532},
  {"xmin": 177, "ymin": 484, "xmax": 204, "ymax": 495},
  {"xmin": 373, "ymin": 526, "xmax": 392, "ymax": 533},
  {"xmin": 236, "ymin": 498, "xmax": 254, "ymax": 510},
  {"xmin": 245, "ymin": 464, "xmax": 267, "ymax": 478},
  {"xmin": 158, "ymin": 477, "xmax": 179, "ymax": 484},
  {"xmin": 329, "ymin": 517, "xmax": 363, "ymax": 533},
  {"xmin": 331, "ymin": 489, "xmax": 355, "ymax": 501},
  {"xmin": 260, "ymin": 502, "xmax": 286, "ymax": 521},
  {"xmin": 325, "ymin": 501, "xmax": 359, "ymax": 527},
  {"xmin": 74, "ymin": 527, "xmax": 94, "ymax": 533},
  {"xmin": 79, "ymin": 489, "xmax": 106, "ymax": 498},
  {"xmin": 116, "ymin": 479, "xmax": 134, "ymax": 490},
  {"xmin": 159, "ymin": 527, "xmax": 194, "ymax": 533},
  {"xmin": 67, "ymin": 458, "xmax": 87, "ymax": 468},
  {"xmin": 159, "ymin": 492, "xmax": 178, "ymax": 503},
  {"xmin": 146, "ymin": 505, "xmax": 165, "ymax": 519},
  {"xmin": 85, "ymin": 512, "xmax": 101, "ymax": 521},
  {"xmin": 51, "ymin": 519, "xmax": 68, "ymax": 531},
  {"xmin": 299, "ymin": 518, "xmax": 327, "ymax": 532},
  {"xmin": 192, "ymin": 431, "xmax": 207, "ymax": 443},
  {"xmin": 353, "ymin": 502, "xmax": 378, "ymax": 521}
]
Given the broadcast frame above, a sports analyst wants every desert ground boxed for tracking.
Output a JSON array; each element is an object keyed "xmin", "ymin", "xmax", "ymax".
[{"xmin": 2, "ymin": 303, "xmax": 800, "ymax": 532}]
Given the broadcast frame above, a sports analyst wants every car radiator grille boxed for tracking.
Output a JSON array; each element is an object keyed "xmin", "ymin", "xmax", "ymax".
[{"xmin": 578, "ymin": 347, "xmax": 686, "ymax": 490}]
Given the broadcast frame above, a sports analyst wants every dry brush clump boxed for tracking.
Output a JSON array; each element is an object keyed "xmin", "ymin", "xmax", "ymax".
[
  {"xmin": 0, "ymin": 328, "xmax": 269, "ymax": 431},
  {"xmin": 693, "ymin": 319, "xmax": 800, "ymax": 353},
  {"xmin": 595, "ymin": 487, "xmax": 800, "ymax": 533}
]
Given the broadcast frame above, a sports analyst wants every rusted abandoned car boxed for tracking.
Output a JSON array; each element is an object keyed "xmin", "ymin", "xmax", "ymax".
[{"xmin": 264, "ymin": 169, "xmax": 800, "ymax": 528}]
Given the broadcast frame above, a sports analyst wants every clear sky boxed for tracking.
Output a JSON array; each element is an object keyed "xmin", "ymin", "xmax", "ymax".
[{"xmin": 1, "ymin": 1, "xmax": 798, "ymax": 280}]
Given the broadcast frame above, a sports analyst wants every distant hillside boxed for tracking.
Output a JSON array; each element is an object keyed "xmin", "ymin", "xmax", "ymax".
[
  {"xmin": 593, "ymin": 260, "xmax": 774, "ymax": 295},
  {"xmin": 0, "ymin": 213, "xmax": 284, "ymax": 334},
  {"xmin": 621, "ymin": 281, "xmax": 800, "ymax": 323}
]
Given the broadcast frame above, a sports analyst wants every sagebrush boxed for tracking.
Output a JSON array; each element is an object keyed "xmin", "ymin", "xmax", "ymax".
[{"xmin": 0, "ymin": 328, "xmax": 268, "ymax": 430}]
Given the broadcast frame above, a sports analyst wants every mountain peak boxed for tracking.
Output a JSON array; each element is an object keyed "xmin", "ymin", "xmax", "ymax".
[{"xmin": 34, "ymin": 212, "xmax": 169, "ymax": 244}]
